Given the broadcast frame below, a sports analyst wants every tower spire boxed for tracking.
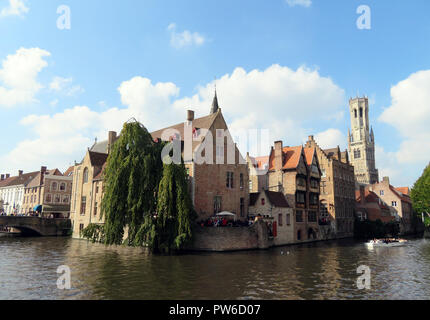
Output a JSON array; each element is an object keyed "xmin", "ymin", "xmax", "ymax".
[{"xmin": 210, "ymin": 83, "xmax": 219, "ymax": 114}]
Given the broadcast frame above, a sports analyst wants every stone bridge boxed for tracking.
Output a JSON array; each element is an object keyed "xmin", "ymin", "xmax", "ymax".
[{"xmin": 0, "ymin": 216, "xmax": 71, "ymax": 236}]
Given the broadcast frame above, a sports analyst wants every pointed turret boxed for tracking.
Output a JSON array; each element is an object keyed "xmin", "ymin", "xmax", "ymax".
[{"xmin": 210, "ymin": 87, "xmax": 219, "ymax": 114}]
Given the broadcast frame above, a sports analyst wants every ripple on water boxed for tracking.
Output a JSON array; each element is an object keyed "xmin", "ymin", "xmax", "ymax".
[{"xmin": 1, "ymin": 237, "xmax": 430, "ymax": 299}]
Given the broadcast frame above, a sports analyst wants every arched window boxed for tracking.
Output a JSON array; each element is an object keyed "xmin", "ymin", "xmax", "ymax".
[
  {"xmin": 51, "ymin": 182, "xmax": 58, "ymax": 191},
  {"xmin": 354, "ymin": 109, "xmax": 357, "ymax": 118},
  {"xmin": 45, "ymin": 194, "xmax": 52, "ymax": 203},
  {"xmin": 83, "ymin": 168, "xmax": 89, "ymax": 184},
  {"xmin": 360, "ymin": 107, "xmax": 363, "ymax": 118},
  {"xmin": 60, "ymin": 182, "xmax": 66, "ymax": 191}
]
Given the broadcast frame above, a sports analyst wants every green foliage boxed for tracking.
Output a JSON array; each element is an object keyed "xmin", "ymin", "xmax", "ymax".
[
  {"xmin": 143, "ymin": 162, "xmax": 196, "ymax": 253},
  {"xmin": 424, "ymin": 216, "xmax": 430, "ymax": 228},
  {"xmin": 411, "ymin": 163, "xmax": 430, "ymax": 217},
  {"xmin": 81, "ymin": 223, "xmax": 105, "ymax": 243},
  {"xmin": 80, "ymin": 119, "xmax": 195, "ymax": 253},
  {"xmin": 354, "ymin": 219, "xmax": 400, "ymax": 239},
  {"xmin": 101, "ymin": 120, "xmax": 163, "ymax": 246}
]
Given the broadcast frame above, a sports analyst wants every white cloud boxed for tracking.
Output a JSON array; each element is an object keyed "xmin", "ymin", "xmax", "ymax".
[
  {"xmin": 0, "ymin": 47, "xmax": 50, "ymax": 107},
  {"xmin": 50, "ymin": 99, "xmax": 59, "ymax": 107},
  {"xmin": 379, "ymin": 69, "xmax": 430, "ymax": 165},
  {"xmin": 313, "ymin": 129, "xmax": 346, "ymax": 150},
  {"xmin": 49, "ymin": 76, "xmax": 84, "ymax": 96},
  {"xmin": 376, "ymin": 69, "xmax": 430, "ymax": 186},
  {"xmin": 167, "ymin": 23, "xmax": 205, "ymax": 49},
  {"xmin": 286, "ymin": 0, "xmax": 312, "ymax": 8},
  {"xmin": 0, "ymin": 0, "xmax": 29, "ymax": 17},
  {"xmin": 0, "ymin": 64, "xmax": 345, "ymax": 174}
]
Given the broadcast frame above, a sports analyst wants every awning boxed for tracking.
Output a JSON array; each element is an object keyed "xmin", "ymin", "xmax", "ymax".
[
  {"xmin": 34, "ymin": 205, "xmax": 42, "ymax": 212},
  {"xmin": 215, "ymin": 211, "xmax": 237, "ymax": 219},
  {"xmin": 43, "ymin": 205, "xmax": 70, "ymax": 213}
]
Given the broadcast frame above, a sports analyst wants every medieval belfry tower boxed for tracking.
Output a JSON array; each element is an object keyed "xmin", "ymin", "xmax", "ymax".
[{"xmin": 348, "ymin": 96, "xmax": 379, "ymax": 187}]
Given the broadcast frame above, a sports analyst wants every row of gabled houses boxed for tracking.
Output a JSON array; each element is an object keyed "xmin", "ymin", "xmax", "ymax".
[
  {"xmin": 0, "ymin": 167, "xmax": 74, "ymax": 218},
  {"xmin": 69, "ymin": 92, "xmax": 356, "ymax": 245},
  {"xmin": 0, "ymin": 93, "xmax": 414, "ymax": 245}
]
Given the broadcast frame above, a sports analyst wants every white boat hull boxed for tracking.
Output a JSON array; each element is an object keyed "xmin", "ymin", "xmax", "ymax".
[{"xmin": 365, "ymin": 241, "xmax": 407, "ymax": 247}]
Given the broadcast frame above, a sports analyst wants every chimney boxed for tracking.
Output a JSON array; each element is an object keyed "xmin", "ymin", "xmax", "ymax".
[
  {"xmin": 18, "ymin": 170, "xmax": 23, "ymax": 176},
  {"xmin": 274, "ymin": 141, "xmax": 283, "ymax": 170},
  {"xmin": 187, "ymin": 110, "xmax": 195, "ymax": 122},
  {"xmin": 108, "ymin": 131, "xmax": 117, "ymax": 153},
  {"xmin": 383, "ymin": 176, "xmax": 390, "ymax": 185},
  {"xmin": 40, "ymin": 166, "xmax": 47, "ymax": 185},
  {"xmin": 0, "ymin": 174, "xmax": 4, "ymax": 181},
  {"xmin": 360, "ymin": 185, "xmax": 365, "ymax": 205},
  {"xmin": 308, "ymin": 135, "xmax": 314, "ymax": 142}
]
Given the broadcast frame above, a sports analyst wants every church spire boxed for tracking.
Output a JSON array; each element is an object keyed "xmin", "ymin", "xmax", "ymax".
[{"xmin": 210, "ymin": 85, "xmax": 219, "ymax": 114}]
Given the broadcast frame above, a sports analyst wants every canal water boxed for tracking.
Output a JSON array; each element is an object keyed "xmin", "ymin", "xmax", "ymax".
[{"xmin": 0, "ymin": 237, "xmax": 430, "ymax": 300}]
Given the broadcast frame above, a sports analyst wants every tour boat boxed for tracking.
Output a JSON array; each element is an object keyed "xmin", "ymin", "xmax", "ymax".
[{"xmin": 365, "ymin": 239, "xmax": 408, "ymax": 247}]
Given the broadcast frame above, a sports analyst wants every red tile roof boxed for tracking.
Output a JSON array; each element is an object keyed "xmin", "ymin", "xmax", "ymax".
[
  {"xmin": 63, "ymin": 166, "xmax": 74, "ymax": 177},
  {"xmin": 250, "ymin": 156, "xmax": 269, "ymax": 170},
  {"xmin": 269, "ymin": 146, "xmax": 303, "ymax": 170},
  {"xmin": 304, "ymin": 147, "xmax": 316, "ymax": 166},
  {"xmin": 395, "ymin": 187, "xmax": 410, "ymax": 196}
]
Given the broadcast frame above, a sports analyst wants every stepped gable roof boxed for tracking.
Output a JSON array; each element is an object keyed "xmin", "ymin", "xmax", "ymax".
[{"xmin": 150, "ymin": 112, "xmax": 218, "ymax": 142}]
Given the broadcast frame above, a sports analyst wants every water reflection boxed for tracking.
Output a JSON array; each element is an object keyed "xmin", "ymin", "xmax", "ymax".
[{"xmin": 0, "ymin": 237, "xmax": 429, "ymax": 300}]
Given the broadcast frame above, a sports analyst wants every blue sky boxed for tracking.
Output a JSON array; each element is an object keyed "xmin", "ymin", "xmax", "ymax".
[{"xmin": 1, "ymin": 0, "xmax": 430, "ymax": 187}]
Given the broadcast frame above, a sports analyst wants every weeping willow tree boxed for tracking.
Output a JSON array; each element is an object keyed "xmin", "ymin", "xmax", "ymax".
[
  {"xmin": 100, "ymin": 120, "xmax": 163, "ymax": 246},
  {"xmin": 141, "ymin": 161, "xmax": 196, "ymax": 253},
  {"xmin": 82, "ymin": 119, "xmax": 196, "ymax": 252}
]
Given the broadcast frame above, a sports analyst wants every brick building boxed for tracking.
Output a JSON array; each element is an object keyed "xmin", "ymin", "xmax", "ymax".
[
  {"xmin": 249, "ymin": 190, "xmax": 294, "ymax": 245},
  {"xmin": 246, "ymin": 154, "xmax": 269, "ymax": 193},
  {"xmin": 70, "ymin": 141, "xmax": 111, "ymax": 237},
  {"xmin": 355, "ymin": 186, "xmax": 393, "ymax": 223},
  {"xmin": 368, "ymin": 177, "xmax": 413, "ymax": 234},
  {"xmin": 71, "ymin": 93, "xmax": 249, "ymax": 238},
  {"xmin": 0, "ymin": 171, "xmax": 40, "ymax": 215},
  {"xmin": 21, "ymin": 167, "xmax": 73, "ymax": 218},
  {"xmin": 151, "ymin": 94, "xmax": 249, "ymax": 222},
  {"xmin": 266, "ymin": 141, "xmax": 321, "ymax": 242},
  {"xmin": 305, "ymin": 136, "xmax": 356, "ymax": 238}
]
